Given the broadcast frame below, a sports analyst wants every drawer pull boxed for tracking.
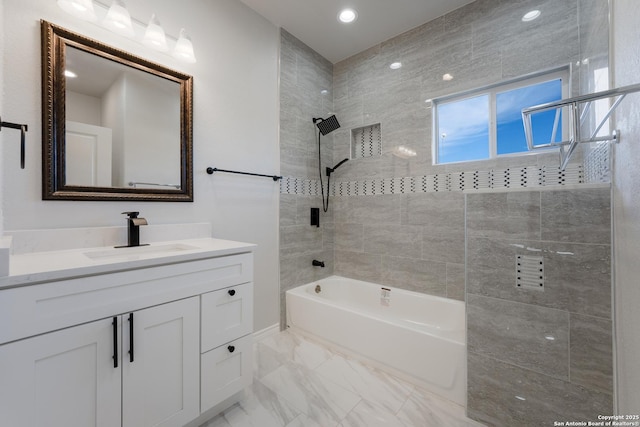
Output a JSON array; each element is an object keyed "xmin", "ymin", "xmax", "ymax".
[
  {"xmin": 228, "ymin": 345, "xmax": 235, "ymax": 353},
  {"xmin": 228, "ymin": 289, "xmax": 236, "ymax": 296},
  {"xmin": 112, "ymin": 317, "xmax": 118, "ymax": 369},
  {"xmin": 128, "ymin": 313, "xmax": 134, "ymax": 363}
]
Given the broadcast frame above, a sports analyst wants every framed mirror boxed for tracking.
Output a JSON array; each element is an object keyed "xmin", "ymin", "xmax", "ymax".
[{"xmin": 41, "ymin": 20, "xmax": 193, "ymax": 201}]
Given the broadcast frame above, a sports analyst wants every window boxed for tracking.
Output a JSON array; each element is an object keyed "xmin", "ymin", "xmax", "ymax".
[{"xmin": 433, "ymin": 69, "xmax": 569, "ymax": 164}]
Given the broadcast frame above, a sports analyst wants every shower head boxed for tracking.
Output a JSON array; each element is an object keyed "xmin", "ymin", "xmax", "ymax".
[{"xmin": 313, "ymin": 115, "xmax": 341, "ymax": 136}]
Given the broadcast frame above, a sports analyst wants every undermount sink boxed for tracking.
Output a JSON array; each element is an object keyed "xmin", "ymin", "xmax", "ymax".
[{"xmin": 83, "ymin": 243, "xmax": 200, "ymax": 261}]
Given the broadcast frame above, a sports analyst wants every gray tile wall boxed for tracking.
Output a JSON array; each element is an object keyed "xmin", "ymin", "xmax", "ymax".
[
  {"xmin": 329, "ymin": 0, "xmax": 608, "ymax": 299},
  {"xmin": 279, "ymin": 11, "xmax": 611, "ymax": 424},
  {"xmin": 281, "ymin": 0, "xmax": 608, "ymax": 313},
  {"xmin": 279, "ymin": 30, "xmax": 335, "ymax": 328},
  {"xmin": 466, "ymin": 186, "xmax": 613, "ymax": 426}
]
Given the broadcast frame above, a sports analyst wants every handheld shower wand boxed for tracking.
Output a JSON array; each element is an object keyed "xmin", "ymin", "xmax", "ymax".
[{"xmin": 326, "ymin": 158, "xmax": 349, "ymax": 177}]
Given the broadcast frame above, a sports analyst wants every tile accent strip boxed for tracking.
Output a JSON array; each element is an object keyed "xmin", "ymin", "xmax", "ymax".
[{"xmin": 280, "ymin": 164, "xmax": 585, "ymax": 196}]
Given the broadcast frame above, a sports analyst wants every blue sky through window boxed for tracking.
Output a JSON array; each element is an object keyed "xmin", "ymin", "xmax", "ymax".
[
  {"xmin": 435, "ymin": 74, "xmax": 565, "ymax": 164},
  {"xmin": 497, "ymin": 79, "xmax": 562, "ymax": 155},
  {"xmin": 437, "ymin": 94, "xmax": 489, "ymax": 163}
]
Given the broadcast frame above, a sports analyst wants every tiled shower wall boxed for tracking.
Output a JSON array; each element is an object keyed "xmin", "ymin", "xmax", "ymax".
[
  {"xmin": 466, "ymin": 187, "xmax": 612, "ymax": 425},
  {"xmin": 279, "ymin": 30, "xmax": 335, "ymax": 328},
  {"xmin": 329, "ymin": 0, "xmax": 607, "ymax": 297},
  {"xmin": 279, "ymin": 0, "xmax": 610, "ymax": 323}
]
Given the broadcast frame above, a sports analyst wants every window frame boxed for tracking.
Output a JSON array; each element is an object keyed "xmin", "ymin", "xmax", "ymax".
[{"xmin": 432, "ymin": 67, "xmax": 571, "ymax": 165}]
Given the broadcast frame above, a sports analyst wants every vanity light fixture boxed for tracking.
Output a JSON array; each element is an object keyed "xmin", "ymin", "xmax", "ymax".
[
  {"xmin": 172, "ymin": 29, "xmax": 196, "ymax": 63},
  {"xmin": 103, "ymin": 0, "xmax": 135, "ymax": 37},
  {"xmin": 58, "ymin": 2, "xmax": 197, "ymax": 64},
  {"xmin": 390, "ymin": 62, "xmax": 402, "ymax": 70},
  {"xmin": 57, "ymin": 0, "xmax": 97, "ymax": 21},
  {"xmin": 142, "ymin": 13, "xmax": 168, "ymax": 52},
  {"xmin": 338, "ymin": 8, "xmax": 358, "ymax": 23},
  {"xmin": 522, "ymin": 10, "xmax": 541, "ymax": 22}
]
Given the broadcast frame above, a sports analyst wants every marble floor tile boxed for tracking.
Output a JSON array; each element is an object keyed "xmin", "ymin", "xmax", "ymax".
[
  {"xmin": 260, "ymin": 361, "xmax": 362, "ymax": 426},
  {"xmin": 339, "ymin": 400, "xmax": 407, "ymax": 427},
  {"xmin": 200, "ymin": 381, "xmax": 301, "ymax": 427},
  {"xmin": 315, "ymin": 354, "xmax": 413, "ymax": 413},
  {"xmin": 284, "ymin": 414, "xmax": 325, "ymax": 427},
  {"xmin": 254, "ymin": 341, "xmax": 287, "ymax": 380},
  {"xmin": 203, "ymin": 330, "xmax": 486, "ymax": 427},
  {"xmin": 397, "ymin": 387, "xmax": 485, "ymax": 427},
  {"xmin": 259, "ymin": 330, "xmax": 334, "ymax": 370}
]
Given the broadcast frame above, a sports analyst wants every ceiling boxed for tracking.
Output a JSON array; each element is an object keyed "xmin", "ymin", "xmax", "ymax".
[{"xmin": 238, "ymin": 0, "xmax": 475, "ymax": 64}]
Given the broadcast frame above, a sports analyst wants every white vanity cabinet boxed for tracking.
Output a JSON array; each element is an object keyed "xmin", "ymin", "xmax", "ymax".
[
  {"xmin": 0, "ymin": 297, "xmax": 199, "ymax": 427},
  {"xmin": 0, "ymin": 245, "xmax": 254, "ymax": 427}
]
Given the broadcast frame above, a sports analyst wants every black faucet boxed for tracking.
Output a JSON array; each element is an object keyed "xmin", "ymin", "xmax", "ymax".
[
  {"xmin": 312, "ymin": 259, "xmax": 325, "ymax": 267},
  {"xmin": 117, "ymin": 211, "xmax": 148, "ymax": 248}
]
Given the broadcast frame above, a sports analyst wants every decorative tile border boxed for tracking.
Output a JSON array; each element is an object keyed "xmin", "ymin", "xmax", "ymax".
[{"xmin": 280, "ymin": 164, "xmax": 586, "ymax": 196}]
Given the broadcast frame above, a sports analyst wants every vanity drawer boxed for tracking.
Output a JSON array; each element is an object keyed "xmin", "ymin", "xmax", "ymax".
[
  {"xmin": 201, "ymin": 282, "xmax": 253, "ymax": 353},
  {"xmin": 200, "ymin": 334, "xmax": 252, "ymax": 412}
]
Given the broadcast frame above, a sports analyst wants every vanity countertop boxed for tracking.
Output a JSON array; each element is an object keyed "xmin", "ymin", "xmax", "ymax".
[{"xmin": 0, "ymin": 238, "xmax": 255, "ymax": 290}]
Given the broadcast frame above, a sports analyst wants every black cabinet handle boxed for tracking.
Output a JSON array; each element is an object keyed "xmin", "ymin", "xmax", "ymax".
[
  {"xmin": 112, "ymin": 317, "xmax": 118, "ymax": 368},
  {"xmin": 228, "ymin": 345, "xmax": 235, "ymax": 353},
  {"xmin": 228, "ymin": 289, "xmax": 236, "ymax": 296},
  {"xmin": 128, "ymin": 313, "xmax": 134, "ymax": 363}
]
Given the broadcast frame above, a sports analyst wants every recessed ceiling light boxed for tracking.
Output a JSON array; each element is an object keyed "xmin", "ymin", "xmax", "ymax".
[
  {"xmin": 522, "ymin": 10, "xmax": 541, "ymax": 22},
  {"xmin": 442, "ymin": 73, "xmax": 454, "ymax": 81},
  {"xmin": 390, "ymin": 62, "xmax": 402, "ymax": 70},
  {"xmin": 64, "ymin": 70, "xmax": 78, "ymax": 78},
  {"xmin": 338, "ymin": 8, "xmax": 358, "ymax": 23}
]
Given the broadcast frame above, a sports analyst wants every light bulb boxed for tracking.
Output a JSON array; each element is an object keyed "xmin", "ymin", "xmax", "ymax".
[
  {"xmin": 338, "ymin": 9, "xmax": 357, "ymax": 23},
  {"xmin": 103, "ymin": 0, "xmax": 135, "ymax": 37},
  {"xmin": 57, "ymin": 0, "xmax": 97, "ymax": 21},
  {"xmin": 173, "ymin": 29, "xmax": 196, "ymax": 63},
  {"xmin": 142, "ymin": 14, "xmax": 168, "ymax": 52}
]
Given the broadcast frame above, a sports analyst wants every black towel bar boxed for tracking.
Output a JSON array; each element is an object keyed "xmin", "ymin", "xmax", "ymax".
[{"xmin": 206, "ymin": 167, "xmax": 282, "ymax": 181}]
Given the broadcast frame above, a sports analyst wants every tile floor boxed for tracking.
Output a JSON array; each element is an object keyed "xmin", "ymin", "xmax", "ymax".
[{"xmin": 200, "ymin": 330, "xmax": 485, "ymax": 427}]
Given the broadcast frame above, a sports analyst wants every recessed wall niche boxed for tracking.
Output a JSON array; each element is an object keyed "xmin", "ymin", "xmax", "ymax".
[{"xmin": 351, "ymin": 123, "xmax": 381, "ymax": 159}]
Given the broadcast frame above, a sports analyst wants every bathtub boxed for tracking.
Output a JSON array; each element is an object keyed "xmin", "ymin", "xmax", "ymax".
[{"xmin": 286, "ymin": 275, "xmax": 466, "ymax": 405}]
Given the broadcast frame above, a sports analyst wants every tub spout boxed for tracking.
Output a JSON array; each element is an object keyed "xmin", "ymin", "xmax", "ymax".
[{"xmin": 312, "ymin": 259, "xmax": 325, "ymax": 267}]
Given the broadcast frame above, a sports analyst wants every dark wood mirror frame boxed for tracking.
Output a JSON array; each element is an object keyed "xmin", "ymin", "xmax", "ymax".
[{"xmin": 41, "ymin": 20, "xmax": 193, "ymax": 201}]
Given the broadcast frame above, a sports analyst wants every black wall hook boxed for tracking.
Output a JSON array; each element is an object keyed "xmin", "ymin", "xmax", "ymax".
[{"xmin": 0, "ymin": 117, "xmax": 28, "ymax": 169}]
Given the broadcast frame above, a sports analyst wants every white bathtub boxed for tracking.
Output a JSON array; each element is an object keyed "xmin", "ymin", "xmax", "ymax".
[{"xmin": 286, "ymin": 275, "xmax": 466, "ymax": 405}]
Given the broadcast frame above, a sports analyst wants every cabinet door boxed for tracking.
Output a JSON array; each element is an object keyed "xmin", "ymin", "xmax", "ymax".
[
  {"xmin": 0, "ymin": 318, "xmax": 121, "ymax": 427},
  {"xmin": 122, "ymin": 297, "xmax": 199, "ymax": 427},
  {"xmin": 201, "ymin": 282, "xmax": 253, "ymax": 353}
]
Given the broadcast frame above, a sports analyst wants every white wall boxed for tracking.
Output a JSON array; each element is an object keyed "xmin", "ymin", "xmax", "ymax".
[
  {"xmin": 611, "ymin": 0, "xmax": 640, "ymax": 414},
  {"xmin": 66, "ymin": 91, "xmax": 102, "ymax": 125},
  {"xmin": 0, "ymin": 0, "xmax": 280, "ymax": 331}
]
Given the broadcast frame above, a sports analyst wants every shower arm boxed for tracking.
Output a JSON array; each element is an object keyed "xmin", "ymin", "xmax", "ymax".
[{"xmin": 326, "ymin": 158, "xmax": 349, "ymax": 177}]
